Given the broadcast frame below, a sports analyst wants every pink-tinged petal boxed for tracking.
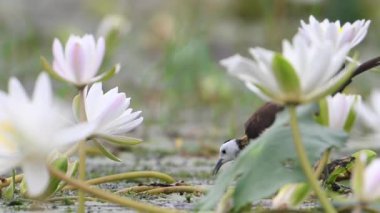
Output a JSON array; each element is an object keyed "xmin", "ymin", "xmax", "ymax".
[
  {"xmin": 32, "ymin": 73, "xmax": 52, "ymax": 106},
  {"xmin": 22, "ymin": 159, "xmax": 50, "ymax": 196},
  {"xmin": 111, "ymin": 117, "xmax": 143, "ymax": 134},
  {"xmin": 52, "ymin": 39, "xmax": 71, "ymax": 79},
  {"xmin": 85, "ymin": 83, "xmax": 104, "ymax": 120},
  {"xmin": 363, "ymin": 159, "xmax": 380, "ymax": 200},
  {"xmin": 67, "ymin": 41, "xmax": 87, "ymax": 83},
  {"xmin": 95, "ymin": 94, "xmax": 128, "ymax": 125},
  {"xmin": 105, "ymin": 110, "xmax": 141, "ymax": 130},
  {"xmin": 8, "ymin": 78, "xmax": 29, "ymax": 103},
  {"xmin": 96, "ymin": 37, "xmax": 105, "ymax": 64}
]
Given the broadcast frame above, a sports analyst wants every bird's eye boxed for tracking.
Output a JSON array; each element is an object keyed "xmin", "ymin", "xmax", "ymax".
[{"xmin": 222, "ymin": 149, "xmax": 226, "ymax": 154}]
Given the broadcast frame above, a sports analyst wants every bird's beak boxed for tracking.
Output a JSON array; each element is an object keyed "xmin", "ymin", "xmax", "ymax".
[{"xmin": 212, "ymin": 158, "xmax": 224, "ymax": 176}]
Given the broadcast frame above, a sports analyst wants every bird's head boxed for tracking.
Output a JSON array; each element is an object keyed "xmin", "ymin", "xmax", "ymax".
[{"xmin": 212, "ymin": 139, "xmax": 241, "ymax": 175}]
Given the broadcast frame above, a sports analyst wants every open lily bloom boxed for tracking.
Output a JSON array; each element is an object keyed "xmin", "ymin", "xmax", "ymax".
[
  {"xmin": 52, "ymin": 34, "xmax": 106, "ymax": 86},
  {"xmin": 221, "ymin": 34, "xmax": 357, "ymax": 104},
  {"xmin": 299, "ymin": 16, "xmax": 370, "ymax": 51},
  {"xmin": 317, "ymin": 93, "xmax": 361, "ymax": 132},
  {"xmin": 82, "ymin": 82, "xmax": 143, "ymax": 140},
  {"xmin": 0, "ymin": 73, "xmax": 94, "ymax": 196}
]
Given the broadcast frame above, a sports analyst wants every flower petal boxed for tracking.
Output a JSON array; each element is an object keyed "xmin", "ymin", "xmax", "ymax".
[{"xmin": 22, "ymin": 159, "xmax": 50, "ymax": 196}]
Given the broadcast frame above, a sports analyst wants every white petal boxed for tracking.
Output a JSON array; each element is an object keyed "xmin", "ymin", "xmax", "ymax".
[
  {"xmin": 363, "ymin": 159, "xmax": 380, "ymax": 200},
  {"xmin": 32, "ymin": 73, "xmax": 52, "ymax": 106},
  {"xmin": 0, "ymin": 156, "xmax": 21, "ymax": 175},
  {"xmin": 22, "ymin": 159, "xmax": 50, "ymax": 196},
  {"xmin": 111, "ymin": 117, "xmax": 143, "ymax": 134},
  {"xmin": 8, "ymin": 77, "xmax": 28, "ymax": 102},
  {"xmin": 54, "ymin": 122, "xmax": 97, "ymax": 147}
]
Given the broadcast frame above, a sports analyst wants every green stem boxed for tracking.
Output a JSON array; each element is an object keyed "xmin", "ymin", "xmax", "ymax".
[
  {"xmin": 47, "ymin": 196, "xmax": 98, "ymax": 202},
  {"xmin": 315, "ymin": 148, "xmax": 331, "ymax": 179},
  {"xmin": 144, "ymin": 186, "xmax": 206, "ymax": 195},
  {"xmin": 78, "ymin": 88, "xmax": 88, "ymax": 213},
  {"xmin": 48, "ymin": 165, "xmax": 181, "ymax": 213},
  {"xmin": 116, "ymin": 186, "xmax": 157, "ymax": 194},
  {"xmin": 78, "ymin": 140, "xmax": 86, "ymax": 213},
  {"xmin": 64, "ymin": 171, "xmax": 175, "ymax": 190},
  {"xmin": 216, "ymin": 188, "xmax": 234, "ymax": 213},
  {"xmin": 11, "ymin": 169, "xmax": 16, "ymax": 199},
  {"xmin": 288, "ymin": 106, "xmax": 336, "ymax": 213}
]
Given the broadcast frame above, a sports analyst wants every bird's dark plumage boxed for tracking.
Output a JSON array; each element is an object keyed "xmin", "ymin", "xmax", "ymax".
[{"xmin": 244, "ymin": 102, "xmax": 284, "ymax": 140}]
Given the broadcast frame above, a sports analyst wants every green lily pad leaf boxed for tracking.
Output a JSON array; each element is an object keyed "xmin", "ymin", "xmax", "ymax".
[
  {"xmin": 92, "ymin": 64, "xmax": 121, "ymax": 83},
  {"xmin": 94, "ymin": 134, "xmax": 142, "ymax": 146},
  {"xmin": 198, "ymin": 104, "xmax": 347, "ymax": 211},
  {"xmin": 272, "ymin": 54, "xmax": 301, "ymax": 100},
  {"xmin": 93, "ymin": 139, "xmax": 122, "ymax": 162}
]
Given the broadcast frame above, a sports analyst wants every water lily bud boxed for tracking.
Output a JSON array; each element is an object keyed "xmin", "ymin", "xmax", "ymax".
[
  {"xmin": 272, "ymin": 183, "xmax": 310, "ymax": 209},
  {"xmin": 317, "ymin": 93, "xmax": 361, "ymax": 132},
  {"xmin": 351, "ymin": 151, "xmax": 380, "ymax": 202}
]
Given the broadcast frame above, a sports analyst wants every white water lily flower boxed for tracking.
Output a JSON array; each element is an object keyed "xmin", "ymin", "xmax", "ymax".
[
  {"xmin": 299, "ymin": 16, "xmax": 370, "ymax": 51},
  {"xmin": 362, "ymin": 159, "xmax": 380, "ymax": 201},
  {"xmin": 318, "ymin": 93, "xmax": 361, "ymax": 132},
  {"xmin": 0, "ymin": 73, "xmax": 95, "ymax": 196},
  {"xmin": 356, "ymin": 90, "xmax": 380, "ymax": 132},
  {"xmin": 352, "ymin": 158, "xmax": 380, "ymax": 202},
  {"xmin": 52, "ymin": 34, "xmax": 106, "ymax": 86},
  {"xmin": 83, "ymin": 83, "xmax": 143, "ymax": 138},
  {"xmin": 221, "ymin": 34, "xmax": 356, "ymax": 104}
]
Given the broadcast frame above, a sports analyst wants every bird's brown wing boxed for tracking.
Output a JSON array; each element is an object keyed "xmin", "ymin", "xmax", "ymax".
[{"xmin": 244, "ymin": 102, "xmax": 284, "ymax": 140}]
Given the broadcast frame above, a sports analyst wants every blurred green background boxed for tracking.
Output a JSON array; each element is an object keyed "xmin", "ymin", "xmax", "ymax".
[{"xmin": 0, "ymin": 0, "xmax": 379, "ymax": 150}]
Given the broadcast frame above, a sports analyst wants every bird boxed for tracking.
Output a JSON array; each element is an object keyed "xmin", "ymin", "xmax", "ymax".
[
  {"xmin": 212, "ymin": 102, "xmax": 284, "ymax": 175},
  {"xmin": 212, "ymin": 56, "xmax": 380, "ymax": 175}
]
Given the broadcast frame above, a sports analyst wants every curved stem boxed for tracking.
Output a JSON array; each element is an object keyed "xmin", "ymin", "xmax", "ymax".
[
  {"xmin": 116, "ymin": 186, "xmax": 157, "ymax": 194},
  {"xmin": 144, "ymin": 186, "xmax": 206, "ymax": 195},
  {"xmin": 64, "ymin": 171, "xmax": 175, "ymax": 190},
  {"xmin": 48, "ymin": 165, "xmax": 181, "ymax": 213},
  {"xmin": 48, "ymin": 196, "xmax": 98, "ymax": 202},
  {"xmin": 315, "ymin": 148, "xmax": 331, "ymax": 179},
  {"xmin": 288, "ymin": 106, "xmax": 336, "ymax": 213}
]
